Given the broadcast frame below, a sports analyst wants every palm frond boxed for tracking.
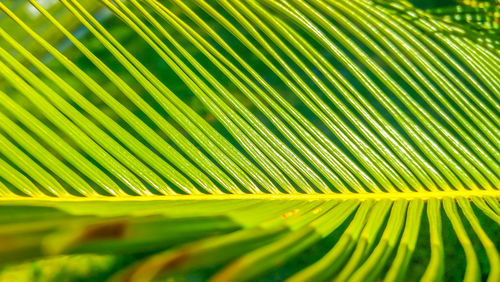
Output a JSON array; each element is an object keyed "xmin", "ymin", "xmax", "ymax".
[{"xmin": 0, "ymin": 0, "xmax": 499, "ymax": 281}]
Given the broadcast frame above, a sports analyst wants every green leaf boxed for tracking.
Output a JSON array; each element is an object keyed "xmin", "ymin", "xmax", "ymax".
[{"xmin": 0, "ymin": 0, "xmax": 498, "ymax": 281}]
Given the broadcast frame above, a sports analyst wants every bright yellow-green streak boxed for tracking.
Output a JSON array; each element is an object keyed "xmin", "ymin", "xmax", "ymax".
[{"xmin": 0, "ymin": 190, "xmax": 498, "ymax": 202}]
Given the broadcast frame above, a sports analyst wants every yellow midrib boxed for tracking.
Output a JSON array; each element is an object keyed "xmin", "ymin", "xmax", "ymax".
[{"xmin": 0, "ymin": 189, "xmax": 498, "ymax": 202}]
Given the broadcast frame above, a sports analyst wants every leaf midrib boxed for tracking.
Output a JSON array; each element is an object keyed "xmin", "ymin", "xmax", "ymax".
[{"xmin": 1, "ymin": 189, "xmax": 498, "ymax": 202}]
